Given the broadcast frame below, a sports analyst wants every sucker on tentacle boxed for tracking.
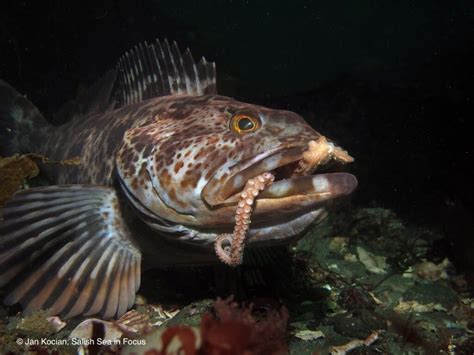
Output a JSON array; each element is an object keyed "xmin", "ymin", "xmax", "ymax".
[{"xmin": 214, "ymin": 172, "xmax": 275, "ymax": 267}]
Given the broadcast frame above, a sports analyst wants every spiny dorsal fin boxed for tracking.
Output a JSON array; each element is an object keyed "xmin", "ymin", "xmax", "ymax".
[
  {"xmin": 53, "ymin": 70, "xmax": 117, "ymax": 122},
  {"xmin": 53, "ymin": 39, "xmax": 217, "ymax": 122},
  {"xmin": 115, "ymin": 39, "xmax": 217, "ymax": 107}
]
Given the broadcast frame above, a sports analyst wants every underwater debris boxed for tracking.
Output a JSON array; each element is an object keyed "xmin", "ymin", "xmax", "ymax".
[
  {"xmin": 449, "ymin": 298, "xmax": 474, "ymax": 326},
  {"xmin": 328, "ymin": 237, "xmax": 349, "ymax": 254},
  {"xmin": 0, "ymin": 153, "xmax": 82, "ymax": 209},
  {"xmin": 411, "ymin": 258, "xmax": 451, "ymax": 281},
  {"xmin": 385, "ymin": 311, "xmax": 462, "ymax": 354},
  {"xmin": 122, "ymin": 297, "xmax": 289, "ymax": 355},
  {"xmin": 147, "ymin": 304, "xmax": 181, "ymax": 327},
  {"xmin": 113, "ymin": 310, "xmax": 151, "ymax": 337},
  {"xmin": 24, "ymin": 153, "xmax": 82, "ymax": 166},
  {"xmin": 46, "ymin": 316, "xmax": 67, "ymax": 333},
  {"xmin": 338, "ymin": 287, "xmax": 377, "ymax": 311},
  {"xmin": 200, "ymin": 297, "xmax": 289, "ymax": 354},
  {"xmin": 394, "ymin": 300, "xmax": 447, "ymax": 313},
  {"xmin": 1, "ymin": 310, "xmax": 75, "ymax": 354},
  {"xmin": 162, "ymin": 300, "xmax": 212, "ymax": 329},
  {"xmin": 290, "ymin": 206, "xmax": 472, "ymax": 353},
  {"xmin": 356, "ymin": 246, "xmax": 388, "ymax": 274},
  {"xmin": 294, "ymin": 329, "xmax": 325, "ymax": 341},
  {"xmin": 329, "ymin": 330, "xmax": 380, "ymax": 355},
  {"xmin": 17, "ymin": 310, "xmax": 57, "ymax": 335},
  {"xmin": 0, "ymin": 154, "xmax": 39, "ymax": 209}
]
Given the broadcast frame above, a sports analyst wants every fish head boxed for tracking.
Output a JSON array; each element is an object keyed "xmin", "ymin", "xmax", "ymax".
[{"xmin": 116, "ymin": 95, "xmax": 357, "ymax": 245}]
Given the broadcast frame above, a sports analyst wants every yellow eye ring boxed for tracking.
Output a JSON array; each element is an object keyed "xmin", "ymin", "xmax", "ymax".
[{"xmin": 230, "ymin": 112, "xmax": 260, "ymax": 135}]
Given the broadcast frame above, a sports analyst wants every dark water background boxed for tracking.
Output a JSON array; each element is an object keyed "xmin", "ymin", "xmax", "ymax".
[{"xmin": 0, "ymin": 0, "xmax": 473, "ymax": 269}]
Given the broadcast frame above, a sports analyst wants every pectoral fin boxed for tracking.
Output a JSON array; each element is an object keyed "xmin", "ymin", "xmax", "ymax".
[{"xmin": 0, "ymin": 185, "xmax": 141, "ymax": 319}]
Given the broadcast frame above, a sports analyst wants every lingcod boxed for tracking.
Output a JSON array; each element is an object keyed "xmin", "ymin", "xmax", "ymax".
[{"xmin": 0, "ymin": 39, "xmax": 357, "ymax": 319}]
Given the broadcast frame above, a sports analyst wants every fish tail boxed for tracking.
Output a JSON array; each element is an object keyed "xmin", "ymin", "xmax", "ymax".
[{"xmin": 0, "ymin": 80, "xmax": 51, "ymax": 155}]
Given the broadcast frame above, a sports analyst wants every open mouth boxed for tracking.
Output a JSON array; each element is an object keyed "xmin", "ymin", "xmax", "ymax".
[{"xmin": 202, "ymin": 136, "xmax": 357, "ymax": 206}]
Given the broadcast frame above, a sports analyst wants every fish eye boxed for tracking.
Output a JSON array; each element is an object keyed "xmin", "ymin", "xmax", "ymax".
[{"xmin": 230, "ymin": 111, "xmax": 260, "ymax": 135}]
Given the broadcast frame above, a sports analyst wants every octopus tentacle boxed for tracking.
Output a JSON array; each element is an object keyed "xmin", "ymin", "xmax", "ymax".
[
  {"xmin": 294, "ymin": 136, "xmax": 353, "ymax": 176},
  {"xmin": 214, "ymin": 172, "xmax": 274, "ymax": 267},
  {"xmin": 214, "ymin": 137, "xmax": 353, "ymax": 267}
]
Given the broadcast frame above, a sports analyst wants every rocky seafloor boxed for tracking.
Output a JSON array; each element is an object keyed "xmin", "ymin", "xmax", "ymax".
[{"xmin": 0, "ymin": 156, "xmax": 473, "ymax": 354}]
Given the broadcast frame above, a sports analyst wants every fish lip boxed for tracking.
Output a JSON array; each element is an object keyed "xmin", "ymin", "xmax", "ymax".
[
  {"xmin": 226, "ymin": 144, "xmax": 296, "ymax": 176},
  {"xmin": 202, "ymin": 141, "xmax": 355, "ymax": 206},
  {"xmin": 201, "ymin": 144, "xmax": 305, "ymax": 206},
  {"xmin": 258, "ymin": 172, "xmax": 358, "ymax": 200}
]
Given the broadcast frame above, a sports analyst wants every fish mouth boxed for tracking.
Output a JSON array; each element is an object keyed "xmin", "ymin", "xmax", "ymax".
[{"xmin": 201, "ymin": 137, "xmax": 357, "ymax": 208}]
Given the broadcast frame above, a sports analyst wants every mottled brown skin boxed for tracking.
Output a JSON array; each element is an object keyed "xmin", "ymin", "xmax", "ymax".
[
  {"xmin": 37, "ymin": 95, "xmax": 206, "ymax": 185},
  {"xmin": 31, "ymin": 93, "xmax": 355, "ymax": 264},
  {"xmin": 114, "ymin": 96, "xmax": 325, "ymax": 233}
]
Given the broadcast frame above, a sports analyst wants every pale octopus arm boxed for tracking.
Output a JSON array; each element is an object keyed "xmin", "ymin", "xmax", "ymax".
[
  {"xmin": 214, "ymin": 172, "xmax": 275, "ymax": 267},
  {"xmin": 214, "ymin": 136, "xmax": 354, "ymax": 267}
]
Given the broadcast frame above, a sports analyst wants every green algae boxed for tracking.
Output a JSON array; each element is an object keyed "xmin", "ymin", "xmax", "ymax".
[
  {"xmin": 287, "ymin": 207, "xmax": 472, "ymax": 354},
  {"xmin": 17, "ymin": 310, "xmax": 56, "ymax": 335}
]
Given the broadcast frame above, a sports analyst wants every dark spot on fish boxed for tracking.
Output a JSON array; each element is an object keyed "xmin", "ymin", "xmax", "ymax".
[
  {"xmin": 180, "ymin": 179, "xmax": 190, "ymax": 189},
  {"xmin": 160, "ymin": 169, "xmax": 171, "ymax": 188},
  {"xmin": 139, "ymin": 162, "xmax": 148, "ymax": 178},
  {"xmin": 119, "ymin": 148, "xmax": 132, "ymax": 162},
  {"xmin": 195, "ymin": 149, "xmax": 207, "ymax": 161},
  {"xmin": 133, "ymin": 139, "xmax": 146, "ymax": 152},
  {"xmin": 174, "ymin": 161, "xmax": 184, "ymax": 173},
  {"xmin": 131, "ymin": 177, "xmax": 139, "ymax": 189},
  {"xmin": 207, "ymin": 136, "xmax": 219, "ymax": 144},
  {"xmin": 168, "ymin": 187, "xmax": 176, "ymax": 201},
  {"xmin": 143, "ymin": 144, "xmax": 153, "ymax": 156},
  {"xmin": 164, "ymin": 144, "xmax": 177, "ymax": 156},
  {"xmin": 180, "ymin": 170, "xmax": 199, "ymax": 190},
  {"xmin": 205, "ymin": 168, "xmax": 214, "ymax": 181}
]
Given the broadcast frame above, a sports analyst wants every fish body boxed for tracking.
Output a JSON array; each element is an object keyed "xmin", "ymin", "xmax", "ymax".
[{"xmin": 0, "ymin": 39, "xmax": 357, "ymax": 319}]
